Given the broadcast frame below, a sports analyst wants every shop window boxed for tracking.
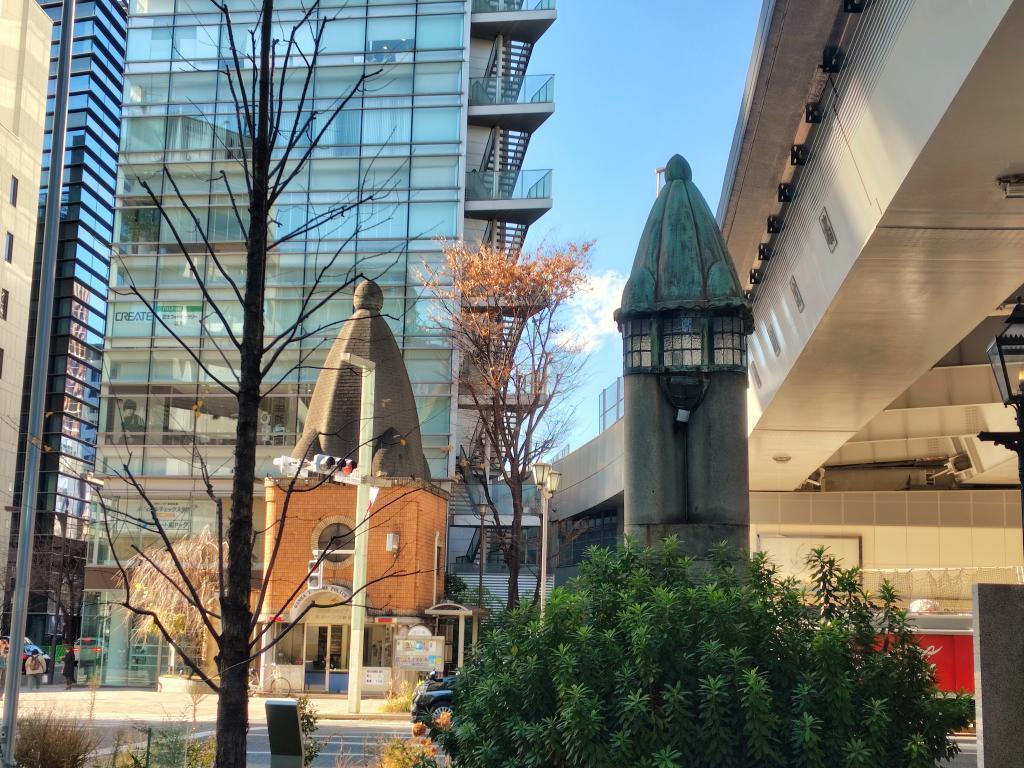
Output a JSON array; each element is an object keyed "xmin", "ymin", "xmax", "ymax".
[{"xmin": 274, "ymin": 624, "xmax": 304, "ymax": 666}]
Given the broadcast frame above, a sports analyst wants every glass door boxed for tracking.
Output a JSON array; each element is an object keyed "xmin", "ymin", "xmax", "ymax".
[
  {"xmin": 304, "ymin": 625, "xmax": 328, "ymax": 691},
  {"xmin": 327, "ymin": 624, "xmax": 348, "ymax": 693}
]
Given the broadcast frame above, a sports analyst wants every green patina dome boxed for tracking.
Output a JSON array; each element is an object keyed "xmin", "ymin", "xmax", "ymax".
[{"xmin": 616, "ymin": 154, "xmax": 752, "ymax": 328}]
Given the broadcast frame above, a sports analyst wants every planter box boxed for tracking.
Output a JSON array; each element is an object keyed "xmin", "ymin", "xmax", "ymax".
[{"xmin": 158, "ymin": 675, "xmax": 212, "ymax": 695}]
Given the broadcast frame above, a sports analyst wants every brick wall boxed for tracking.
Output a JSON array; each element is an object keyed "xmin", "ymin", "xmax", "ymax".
[{"xmin": 261, "ymin": 479, "xmax": 447, "ymax": 619}]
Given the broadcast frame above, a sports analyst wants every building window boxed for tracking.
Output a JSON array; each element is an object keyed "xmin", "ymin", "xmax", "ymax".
[
  {"xmin": 711, "ymin": 316, "xmax": 747, "ymax": 367},
  {"xmin": 789, "ymin": 275, "xmax": 805, "ymax": 313},
  {"xmin": 9, "ymin": 177, "xmax": 17, "ymax": 206},
  {"xmin": 558, "ymin": 512, "xmax": 618, "ymax": 567},
  {"xmin": 0, "ymin": 289, "xmax": 8, "ymax": 320},
  {"xmin": 766, "ymin": 323, "xmax": 781, "ymax": 356},
  {"xmin": 623, "ymin": 319, "xmax": 652, "ymax": 369},
  {"xmin": 4, "ymin": 232, "xmax": 12, "ymax": 263},
  {"xmin": 317, "ymin": 523, "xmax": 354, "ymax": 563},
  {"xmin": 0, "ymin": 348, "xmax": 5, "ymax": 379},
  {"xmin": 663, "ymin": 315, "xmax": 702, "ymax": 367}
]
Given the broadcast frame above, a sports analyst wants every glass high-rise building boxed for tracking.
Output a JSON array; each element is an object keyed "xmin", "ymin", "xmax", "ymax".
[
  {"xmin": 86, "ymin": 0, "xmax": 553, "ymax": 686},
  {"xmin": 7, "ymin": 0, "xmax": 127, "ymax": 646}
]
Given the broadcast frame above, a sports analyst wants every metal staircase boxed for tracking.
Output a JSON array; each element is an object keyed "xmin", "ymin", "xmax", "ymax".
[
  {"xmin": 483, "ymin": 221, "xmax": 528, "ymax": 253},
  {"xmin": 480, "ymin": 127, "xmax": 531, "ymax": 174},
  {"xmin": 474, "ymin": 35, "xmax": 540, "ymax": 249}
]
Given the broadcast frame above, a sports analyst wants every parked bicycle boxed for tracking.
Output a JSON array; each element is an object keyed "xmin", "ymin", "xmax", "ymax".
[{"xmin": 248, "ymin": 662, "xmax": 292, "ymax": 696}]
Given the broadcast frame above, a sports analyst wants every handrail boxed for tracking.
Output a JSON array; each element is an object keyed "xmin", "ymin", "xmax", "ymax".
[
  {"xmin": 471, "ymin": 0, "xmax": 555, "ymax": 12},
  {"xmin": 465, "ymin": 169, "xmax": 551, "ymax": 201},
  {"xmin": 468, "ymin": 74, "xmax": 554, "ymax": 107}
]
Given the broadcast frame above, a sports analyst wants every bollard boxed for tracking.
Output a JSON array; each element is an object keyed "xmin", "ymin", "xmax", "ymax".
[{"xmin": 265, "ymin": 699, "xmax": 303, "ymax": 768}]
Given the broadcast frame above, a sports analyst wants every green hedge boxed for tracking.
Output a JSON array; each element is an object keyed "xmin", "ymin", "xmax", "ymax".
[{"xmin": 434, "ymin": 540, "xmax": 972, "ymax": 768}]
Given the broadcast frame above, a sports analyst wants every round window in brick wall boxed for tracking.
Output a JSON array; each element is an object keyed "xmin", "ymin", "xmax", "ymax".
[{"xmin": 317, "ymin": 523, "xmax": 355, "ymax": 563}]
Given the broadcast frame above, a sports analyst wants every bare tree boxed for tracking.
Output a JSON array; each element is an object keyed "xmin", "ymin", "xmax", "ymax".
[
  {"xmin": 424, "ymin": 240, "xmax": 591, "ymax": 609},
  {"xmin": 94, "ymin": 1, "xmax": 431, "ymax": 764},
  {"xmin": 121, "ymin": 528, "xmax": 223, "ymax": 675}
]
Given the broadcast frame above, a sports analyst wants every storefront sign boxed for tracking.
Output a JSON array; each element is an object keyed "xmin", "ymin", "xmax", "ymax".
[
  {"xmin": 134, "ymin": 500, "xmax": 192, "ymax": 532},
  {"xmin": 289, "ymin": 584, "xmax": 353, "ymax": 622},
  {"xmin": 394, "ymin": 636, "xmax": 445, "ymax": 671},
  {"xmin": 113, "ymin": 303, "xmax": 203, "ymax": 333},
  {"xmin": 363, "ymin": 667, "xmax": 391, "ymax": 689}
]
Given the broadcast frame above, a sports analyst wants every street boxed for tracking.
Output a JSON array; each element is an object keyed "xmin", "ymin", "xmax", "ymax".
[
  {"xmin": 247, "ymin": 722, "xmax": 410, "ymax": 766},
  {"xmin": 0, "ymin": 687, "xmax": 980, "ymax": 765}
]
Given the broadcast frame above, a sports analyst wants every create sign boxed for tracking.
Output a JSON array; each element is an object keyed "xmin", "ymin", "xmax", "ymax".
[{"xmin": 394, "ymin": 636, "xmax": 445, "ymax": 671}]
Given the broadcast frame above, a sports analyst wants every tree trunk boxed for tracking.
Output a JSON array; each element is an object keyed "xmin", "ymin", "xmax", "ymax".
[
  {"xmin": 506, "ymin": 478, "xmax": 523, "ymax": 609},
  {"xmin": 215, "ymin": 0, "xmax": 272, "ymax": 764}
]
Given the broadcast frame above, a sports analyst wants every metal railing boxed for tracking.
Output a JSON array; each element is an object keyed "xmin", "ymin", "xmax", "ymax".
[
  {"xmin": 465, "ymin": 169, "xmax": 551, "ymax": 201},
  {"xmin": 472, "ymin": 0, "xmax": 555, "ymax": 12},
  {"xmin": 469, "ymin": 74, "xmax": 554, "ymax": 107}
]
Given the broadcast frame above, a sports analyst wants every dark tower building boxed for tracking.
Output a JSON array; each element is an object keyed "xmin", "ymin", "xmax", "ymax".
[
  {"xmin": 8, "ymin": 0, "xmax": 127, "ymax": 644},
  {"xmin": 615, "ymin": 155, "xmax": 753, "ymax": 554}
]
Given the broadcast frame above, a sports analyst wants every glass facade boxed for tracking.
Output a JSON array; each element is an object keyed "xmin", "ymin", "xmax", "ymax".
[
  {"xmin": 100, "ymin": 0, "xmax": 464, "ymax": 486},
  {"xmin": 85, "ymin": 0, "xmax": 554, "ymax": 687},
  {"xmin": 9, "ymin": 0, "xmax": 126, "ymax": 645},
  {"xmin": 556, "ymin": 511, "xmax": 618, "ymax": 568}
]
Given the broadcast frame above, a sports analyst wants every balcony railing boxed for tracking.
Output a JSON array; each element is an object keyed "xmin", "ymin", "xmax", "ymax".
[
  {"xmin": 469, "ymin": 74, "xmax": 554, "ymax": 107},
  {"xmin": 472, "ymin": 0, "xmax": 555, "ymax": 11},
  {"xmin": 466, "ymin": 169, "xmax": 551, "ymax": 201}
]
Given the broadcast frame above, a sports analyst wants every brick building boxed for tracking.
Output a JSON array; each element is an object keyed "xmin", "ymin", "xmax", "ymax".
[{"xmin": 258, "ymin": 479, "xmax": 447, "ymax": 693}]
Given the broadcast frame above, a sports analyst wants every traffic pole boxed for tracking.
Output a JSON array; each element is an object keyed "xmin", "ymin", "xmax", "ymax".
[{"xmin": 0, "ymin": 0, "xmax": 76, "ymax": 762}]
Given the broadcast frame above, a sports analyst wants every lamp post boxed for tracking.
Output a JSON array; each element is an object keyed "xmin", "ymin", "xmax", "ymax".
[
  {"xmin": 978, "ymin": 298, "xmax": 1024, "ymax": 555},
  {"xmin": 531, "ymin": 462, "xmax": 561, "ymax": 617}
]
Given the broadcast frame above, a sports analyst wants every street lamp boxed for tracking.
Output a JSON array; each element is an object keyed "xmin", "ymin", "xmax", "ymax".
[
  {"xmin": 978, "ymin": 298, "xmax": 1024, "ymax": 553},
  {"xmin": 531, "ymin": 462, "xmax": 561, "ymax": 617}
]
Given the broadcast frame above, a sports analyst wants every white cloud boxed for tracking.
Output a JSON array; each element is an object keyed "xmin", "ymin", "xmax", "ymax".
[{"xmin": 560, "ymin": 269, "xmax": 627, "ymax": 353}]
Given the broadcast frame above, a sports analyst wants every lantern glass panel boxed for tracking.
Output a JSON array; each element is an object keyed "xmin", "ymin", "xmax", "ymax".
[
  {"xmin": 989, "ymin": 335, "xmax": 1024, "ymax": 405},
  {"xmin": 663, "ymin": 316, "xmax": 701, "ymax": 367},
  {"xmin": 623, "ymin": 319, "xmax": 652, "ymax": 369},
  {"xmin": 712, "ymin": 316, "xmax": 747, "ymax": 367}
]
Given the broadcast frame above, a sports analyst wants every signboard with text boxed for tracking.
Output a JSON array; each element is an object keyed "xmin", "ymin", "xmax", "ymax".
[{"xmin": 394, "ymin": 636, "xmax": 445, "ymax": 671}]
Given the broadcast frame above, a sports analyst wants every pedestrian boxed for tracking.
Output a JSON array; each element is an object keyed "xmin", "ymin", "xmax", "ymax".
[
  {"xmin": 62, "ymin": 647, "xmax": 77, "ymax": 690},
  {"xmin": 25, "ymin": 650, "xmax": 45, "ymax": 691},
  {"xmin": 0, "ymin": 638, "xmax": 8, "ymax": 698}
]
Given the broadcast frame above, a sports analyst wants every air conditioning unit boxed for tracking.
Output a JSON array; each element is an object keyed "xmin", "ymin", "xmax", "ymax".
[{"xmin": 308, "ymin": 558, "xmax": 323, "ymax": 590}]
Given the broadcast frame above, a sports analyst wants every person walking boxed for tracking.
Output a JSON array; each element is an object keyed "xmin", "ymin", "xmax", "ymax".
[
  {"xmin": 0, "ymin": 638, "xmax": 8, "ymax": 698},
  {"xmin": 61, "ymin": 647, "xmax": 77, "ymax": 690},
  {"xmin": 25, "ymin": 650, "xmax": 45, "ymax": 690}
]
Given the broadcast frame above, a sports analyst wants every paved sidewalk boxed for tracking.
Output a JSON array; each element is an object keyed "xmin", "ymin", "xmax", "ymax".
[{"xmin": 0, "ymin": 687, "xmax": 408, "ymax": 726}]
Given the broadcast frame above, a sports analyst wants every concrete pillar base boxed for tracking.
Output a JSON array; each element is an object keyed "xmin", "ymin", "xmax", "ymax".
[
  {"xmin": 624, "ymin": 522, "xmax": 748, "ymax": 558},
  {"xmin": 973, "ymin": 583, "xmax": 1024, "ymax": 768}
]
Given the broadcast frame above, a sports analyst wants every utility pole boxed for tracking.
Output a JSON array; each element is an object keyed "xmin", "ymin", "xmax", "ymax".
[
  {"xmin": 345, "ymin": 356, "xmax": 375, "ymax": 714},
  {"xmin": 1, "ymin": 0, "xmax": 76, "ymax": 762}
]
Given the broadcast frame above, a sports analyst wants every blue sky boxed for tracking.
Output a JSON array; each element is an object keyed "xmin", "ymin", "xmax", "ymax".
[{"xmin": 522, "ymin": 0, "xmax": 764, "ymax": 450}]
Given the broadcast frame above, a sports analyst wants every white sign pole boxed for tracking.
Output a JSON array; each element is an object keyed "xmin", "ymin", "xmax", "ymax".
[{"xmin": 347, "ymin": 359, "xmax": 375, "ymax": 713}]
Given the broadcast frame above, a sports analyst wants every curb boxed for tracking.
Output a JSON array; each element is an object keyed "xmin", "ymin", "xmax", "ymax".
[{"xmin": 318, "ymin": 713, "xmax": 410, "ymax": 722}]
